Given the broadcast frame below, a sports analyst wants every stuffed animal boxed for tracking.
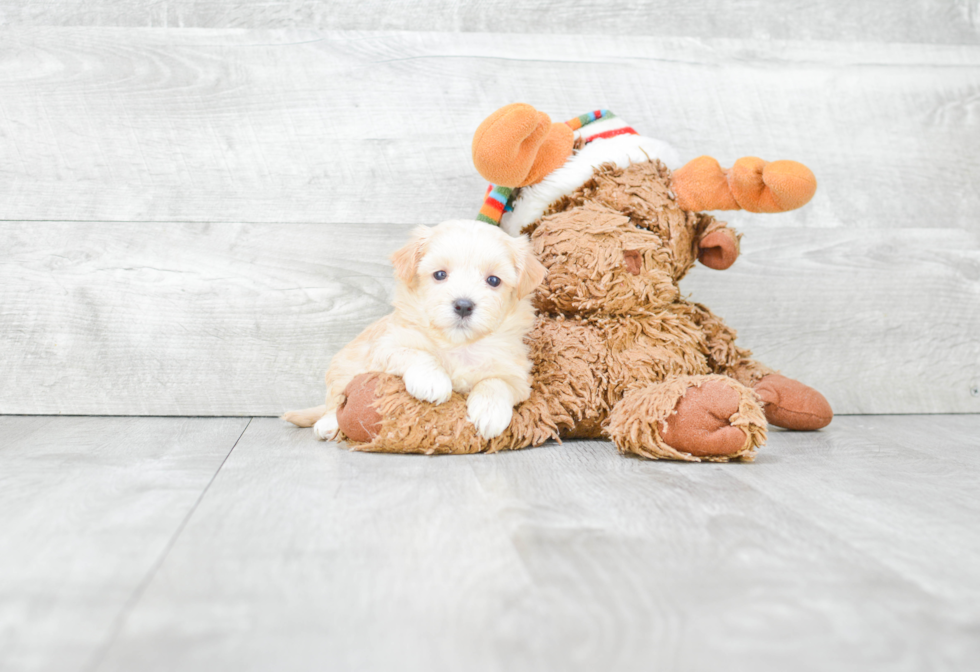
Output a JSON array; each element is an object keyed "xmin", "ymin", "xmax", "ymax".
[{"xmin": 328, "ymin": 104, "xmax": 832, "ymax": 461}]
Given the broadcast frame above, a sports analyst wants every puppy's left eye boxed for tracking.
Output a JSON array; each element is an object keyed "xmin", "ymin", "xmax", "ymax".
[{"xmin": 486, "ymin": 275, "xmax": 501, "ymax": 287}]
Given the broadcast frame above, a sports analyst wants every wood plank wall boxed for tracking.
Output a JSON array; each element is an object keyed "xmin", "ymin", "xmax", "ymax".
[
  {"xmin": 0, "ymin": 3, "xmax": 978, "ymax": 416},
  {"xmin": 3, "ymin": 1, "xmax": 980, "ymax": 44}
]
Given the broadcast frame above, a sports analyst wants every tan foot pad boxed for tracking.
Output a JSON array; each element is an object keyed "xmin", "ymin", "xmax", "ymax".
[
  {"xmin": 662, "ymin": 380, "xmax": 746, "ymax": 457},
  {"xmin": 336, "ymin": 373, "xmax": 384, "ymax": 443},
  {"xmin": 754, "ymin": 374, "xmax": 833, "ymax": 430}
]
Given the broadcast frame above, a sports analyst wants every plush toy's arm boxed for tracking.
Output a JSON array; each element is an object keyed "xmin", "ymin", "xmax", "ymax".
[
  {"xmin": 697, "ymin": 226, "xmax": 740, "ymax": 270},
  {"xmin": 673, "ymin": 156, "xmax": 816, "ymax": 213}
]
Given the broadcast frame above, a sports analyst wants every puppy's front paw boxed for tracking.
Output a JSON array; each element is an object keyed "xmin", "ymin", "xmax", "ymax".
[
  {"xmin": 466, "ymin": 393, "xmax": 514, "ymax": 439},
  {"xmin": 404, "ymin": 364, "xmax": 453, "ymax": 405},
  {"xmin": 313, "ymin": 412, "xmax": 340, "ymax": 441}
]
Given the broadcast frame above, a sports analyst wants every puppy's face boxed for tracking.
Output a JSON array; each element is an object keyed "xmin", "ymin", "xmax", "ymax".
[{"xmin": 390, "ymin": 220, "xmax": 546, "ymax": 344}]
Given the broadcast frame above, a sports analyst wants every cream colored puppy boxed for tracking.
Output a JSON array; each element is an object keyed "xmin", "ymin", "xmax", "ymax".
[{"xmin": 284, "ymin": 220, "xmax": 546, "ymax": 441}]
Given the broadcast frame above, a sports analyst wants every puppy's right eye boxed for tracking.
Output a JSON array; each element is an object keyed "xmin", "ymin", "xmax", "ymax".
[{"xmin": 433, "ymin": 270, "xmax": 447, "ymax": 281}]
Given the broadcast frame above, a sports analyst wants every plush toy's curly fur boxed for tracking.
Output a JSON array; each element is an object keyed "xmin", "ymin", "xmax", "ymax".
[{"xmin": 331, "ymin": 157, "xmax": 831, "ymax": 461}]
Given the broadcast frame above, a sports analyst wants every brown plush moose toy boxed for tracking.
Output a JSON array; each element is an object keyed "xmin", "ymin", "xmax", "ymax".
[{"xmin": 325, "ymin": 104, "xmax": 833, "ymax": 461}]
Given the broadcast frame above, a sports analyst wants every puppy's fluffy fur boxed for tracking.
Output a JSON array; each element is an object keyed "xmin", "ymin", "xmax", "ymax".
[{"xmin": 284, "ymin": 220, "xmax": 546, "ymax": 440}]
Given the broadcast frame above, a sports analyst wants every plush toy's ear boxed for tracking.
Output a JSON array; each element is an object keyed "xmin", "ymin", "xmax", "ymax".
[
  {"xmin": 472, "ymin": 103, "xmax": 574, "ymax": 188},
  {"xmin": 509, "ymin": 234, "xmax": 547, "ymax": 298},
  {"xmin": 390, "ymin": 225, "xmax": 433, "ymax": 284}
]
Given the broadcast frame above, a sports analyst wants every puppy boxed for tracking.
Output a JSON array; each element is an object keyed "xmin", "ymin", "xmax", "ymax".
[{"xmin": 283, "ymin": 220, "xmax": 547, "ymax": 441}]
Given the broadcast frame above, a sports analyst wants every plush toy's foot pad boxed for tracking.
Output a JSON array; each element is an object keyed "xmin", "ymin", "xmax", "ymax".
[
  {"xmin": 661, "ymin": 380, "xmax": 746, "ymax": 457},
  {"xmin": 336, "ymin": 373, "xmax": 384, "ymax": 442},
  {"xmin": 754, "ymin": 374, "xmax": 833, "ymax": 430}
]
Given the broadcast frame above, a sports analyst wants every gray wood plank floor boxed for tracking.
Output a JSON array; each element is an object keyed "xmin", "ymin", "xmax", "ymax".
[
  {"xmin": 2, "ymin": 415, "xmax": 978, "ymax": 672},
  {"xmin": 0, "ymin": 416, "xmax": 251, "ymax": 672}
]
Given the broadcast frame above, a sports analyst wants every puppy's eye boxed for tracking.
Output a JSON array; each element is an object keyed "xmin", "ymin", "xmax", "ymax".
[
  {"xmin": 486, "ymin": 275, "xmax": 501, "ymax": 287},
  {"xmin": 433, "ymin": 270, "xmax": 447, "ymax": 281}
]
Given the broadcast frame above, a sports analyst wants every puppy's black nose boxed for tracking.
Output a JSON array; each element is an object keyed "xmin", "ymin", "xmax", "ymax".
[{"xmin": 453, "ymin": 298, "xmax": 475, "ymax": 318}]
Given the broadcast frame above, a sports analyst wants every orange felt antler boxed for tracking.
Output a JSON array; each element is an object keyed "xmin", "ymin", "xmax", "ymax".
[
  {"xmin": 472, "ymin": 103, "xmax": 574, "ymax": 188},
  {"xmin": 672, "ymin": 156, "xmax": 817, "ymax": 213}
]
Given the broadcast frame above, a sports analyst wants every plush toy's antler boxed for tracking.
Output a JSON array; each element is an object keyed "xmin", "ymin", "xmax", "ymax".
[
  {"xmin": 672, "ymin": 156, "xmax": 817, "ymax": 213},
  {"xmin": 472, "ymin": 103, "xmax": 574, "ymax": 188},
  {"xmin": 473, "ymin": 103, "xmax": 817, "ymax": 212}
]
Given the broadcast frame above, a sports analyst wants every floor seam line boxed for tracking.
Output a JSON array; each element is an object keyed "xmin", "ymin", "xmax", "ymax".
[{"xmin": 83, "ymin": 417, "xmax": 254, "ymax": 672}]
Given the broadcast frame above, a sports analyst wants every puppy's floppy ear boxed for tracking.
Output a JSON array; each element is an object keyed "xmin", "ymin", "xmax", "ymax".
[
  {"xmin": 390, "ymin": 225, "xmax": 432, "ymax": 284},
  {"xmin": 509, "ymin": 234, "xmax": 547, "ymax": 299}
]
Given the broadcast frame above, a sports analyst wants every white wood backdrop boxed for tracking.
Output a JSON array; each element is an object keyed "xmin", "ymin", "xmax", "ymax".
[
  {"xmin": 0, "ymin": 11, "xmax": 978, "ymax": 416},
  {"xmin": 2, "ymin": 1, "xmax": 979, "ymax": 44}
]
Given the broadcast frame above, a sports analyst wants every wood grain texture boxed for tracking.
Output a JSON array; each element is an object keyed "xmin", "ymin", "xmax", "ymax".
[
  {"xmin": 0, "ymin": 415, "xmax": 249, "ymax": 672},
  {"xmin": 2, "ymin": 221, "xmax": 978, "ymax": 416},
  {"xmin": 2, "ymin": 1, "xmax": 979, "ymax": 45},
  {"xmin": 681, "ymin": 224, "xmax": 980, "ymax": 415},
  {"xmin": 0, "ymin": 220, "xmax": 402, "ymax": 416},
  {"xmin": 0, "ymin": 29, "xmax": 978, "ymax": 230},
  {"xmin": 2, "ymin": 28, "xmax": 978, "ymax": 416},
  {"xmin": 730, "ymin": 415, "xmax": 980, "ymax": 606},
  {"xmin": 88, "ymin": 415, "xmax": 980, "ymax": 672}
]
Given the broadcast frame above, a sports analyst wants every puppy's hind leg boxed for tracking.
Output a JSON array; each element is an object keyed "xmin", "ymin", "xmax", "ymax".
[{"xmin": 282, "ymin": 405, "xmax": 327, "ymax": 428}]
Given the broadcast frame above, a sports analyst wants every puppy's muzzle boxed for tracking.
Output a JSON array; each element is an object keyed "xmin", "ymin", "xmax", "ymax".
[{"xmin": 453, "ymin": 298, "xmax": 476, "ymax": 318}]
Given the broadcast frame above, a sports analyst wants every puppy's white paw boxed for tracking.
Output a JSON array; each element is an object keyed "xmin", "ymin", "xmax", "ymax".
[
  {"xmin": 404, "ymin": 364, "xmax": 453, "ymax": 405},
  {"xmin": 313, "ymin": 412, "xmax": 340, "ymax": 441},
  {"xmin": 466, "ymin": 393, "xmax": 514, "ymax": 439}
]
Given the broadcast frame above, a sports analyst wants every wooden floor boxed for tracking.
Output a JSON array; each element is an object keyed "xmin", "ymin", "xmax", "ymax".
[{"xmin": 2, "ymin": 414, "xmax": 978, "ymax": 671}]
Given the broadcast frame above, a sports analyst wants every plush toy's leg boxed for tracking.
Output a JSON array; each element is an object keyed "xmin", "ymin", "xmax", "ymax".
[
  {"xmin": 334, "ymin": 372, "xmax": 486, "ymax": 454},
  {"xmin": 690, "ymin": 302, "xmax": 833, "ymax": 431},
  {"xmin": 720, "ymin": 357, "xmax": 775, "ymax": 388},
  {"xmin": 709, "ymin": 357, "xmax": 833, "ymax": 432},
  {"xmin": 606, "ymin": 374, "xmax": 766, "ymax": 462},
  {"xmin": 332, "ymin": 317, "xmax": 605, "ymax": 454},
  {"xmin": 333, "ymin": 372, "xmax": 564, "ymax": 455},
  {"xmin": 691, "ymin": 300, "xmax": 771, "ymax": 383}
]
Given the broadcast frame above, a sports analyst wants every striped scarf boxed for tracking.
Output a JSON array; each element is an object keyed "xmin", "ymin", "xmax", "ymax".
[{"xmin": 476, "ymin": 109, "xmax": 637, "ymax": 226}]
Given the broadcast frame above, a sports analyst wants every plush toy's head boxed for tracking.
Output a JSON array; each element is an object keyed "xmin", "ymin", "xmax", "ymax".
[
  {"xmin": 470, "ymin": 103, "xmax": 817, "ymax": 318},
  {"xmin": 528, "ymin": 161, "xmax": 740, "ymax": 317}
]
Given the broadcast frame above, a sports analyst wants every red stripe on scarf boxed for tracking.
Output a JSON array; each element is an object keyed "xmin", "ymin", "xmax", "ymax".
[{"xmin": 584, "ymin": 127, "xmax": 638, "ymax": 142}]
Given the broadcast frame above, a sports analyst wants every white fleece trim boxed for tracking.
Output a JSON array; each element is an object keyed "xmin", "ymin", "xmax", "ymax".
[{"xmin": 499, "ymin": 134, "xmax": 681, "ymax": 236}]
